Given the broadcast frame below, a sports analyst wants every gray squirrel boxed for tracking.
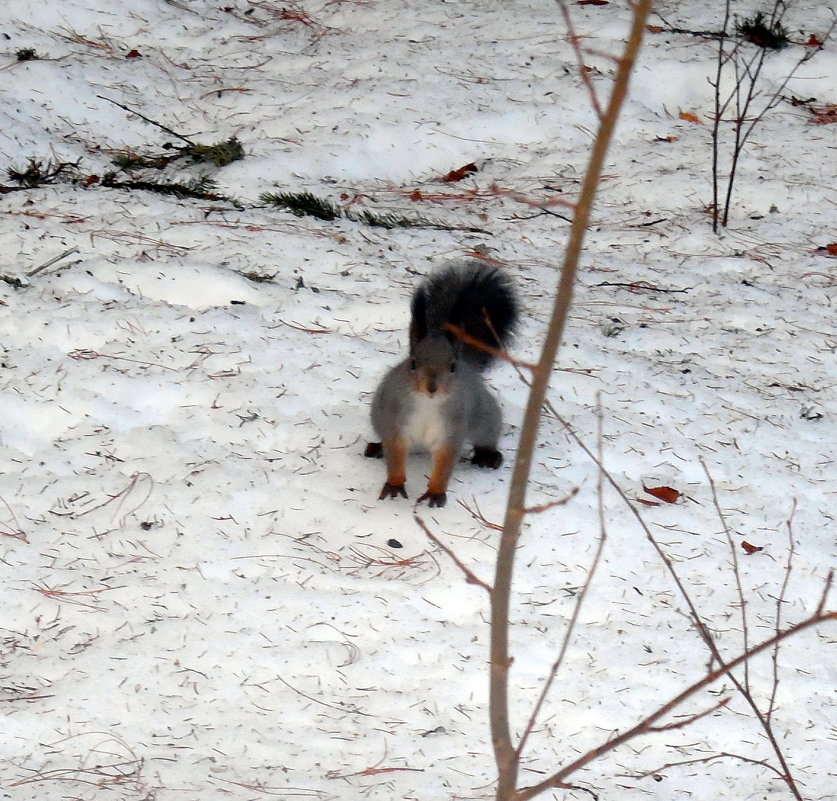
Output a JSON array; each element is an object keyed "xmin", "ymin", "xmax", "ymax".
[{"xmin": 365, "ymin": 260, "xmax": 518, "ymax": 507}]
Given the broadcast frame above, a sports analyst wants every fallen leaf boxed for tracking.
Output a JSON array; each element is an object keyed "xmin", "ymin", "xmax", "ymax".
[
  {"xmin": 84, "ymin": 174, "xmax": 100, "ymax": 187},
  {"xmin": 442, "ymin": 163, "xmax": 478, "ymax": 183},
  {"xmin": 811, "ymin": 104, "xmax": 837, "ymax": 125},
  {"xmin": 804, "ymin": 33, "xmax": 823, "ymax": 47},
  {"xmin": 654, "ymin": 135, "xmax": 678, "ymax": 142},
  {"xmin": 679, "ymin": 111, "xmax": 703, "ymax": 124},
  {"xmin": 637, "ymin": 498, "xmax": 660, "ymax": 507},
  {"xmin": 643, "ymin": 485, "xmax": 681, "ymax": 504},
  {"xmin": 125, "ymin": 49, "xmax": 142, "ymax": 59},
  {"xmin": 646, "ymin": 25, "xmax": 664, "ymax": 34},
  {"xmin": 408, "ymin": 189, "xmax": 424, "ymax": 201},
  {"xmin": 577, "ymin": 0, "xmax": 609, "ymax": 5},
  {"xmin": 741, "ymin": 541, "xmax": 763, "ymax": 555}
]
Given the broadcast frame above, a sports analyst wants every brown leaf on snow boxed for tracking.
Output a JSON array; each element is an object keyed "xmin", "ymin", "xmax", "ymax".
[
  {"xmin": 679, "ymin": 111, "xmax": 703, "ymax": 124},
  {"xmin": 577, "ymin": 0, "xmax": 609, "ymax": 5},
  {"xmin": 810, "ymin": 105, "xmax": 837, "ymax": 125},
  {"xmin": 646, "ymin": 25, "xmax": 664, "ymax": 34},
  {"xmin": 125, "ymin": 49, "xmax": 142, "ymax": 59},
  {"xmin": 803, "ymin": 33, "xmax": 823, "ymax": 47},
  {"xmin": 741, "ymin": 540, "xmax": 764, "ymax": 555},
  {"xmin": 643, "ymin": 485, "xmax": 681, "ymax": 504},
  {"xmin": 408, "ymin": 189, "xmax": 424, "ymax": 201},
  {"xmin": 442, "ymin": 163, "xmax": 478, "ymax": 183}
]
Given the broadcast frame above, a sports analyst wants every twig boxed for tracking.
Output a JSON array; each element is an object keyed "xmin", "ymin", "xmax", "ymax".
[
  {"xmin": 444, "ymin": 324, "xmax": 536, "ymax": 370},
  {"xmin": 703, "ymin": 460, "xmax": 750, "ymax": 683},
  {"xmin": 273, "ymin": 673, "xmax": 372, "ymax": 717},
  {"xmin": 490, "ymin": 5, "xmax": 653, "ymax": 799},
  {"xmin": 33, "ymin": 583, "xmax": 121, "ymax": 610},
  {"xmin": 0, "ymin": 496, "xmax": 27, "ymax": 542},
  {"xmin": 96, "ymin": 95, "xmax": 194, "ymax": 144},
  {"xmin": 27, "ymin": 247, "xmax": 80, "ymax": 277},
  {"xmin": 595, "ymin": 280, "xmax": 689, "ymax": 294},
  {"xmin": 515, "ymin": 606, "xmax": 835, "ymax": 801},
  {"xmin": 457, "ymin": 498, "xmax": 503, "ymax": 531},
  {"xmin": 559, "ymin": 2, "xmax": 602, "ymax": 118},
  {"xmin": 522, "ymin": 488, "xmax": 579, "ymax": 515},
  {"xmin": 278, "ymin": 320, "xmax": 332, "ymax": 334},
  {"xmin": 215, "ymin": 777, "xmax": 326, "ymax": 796},
  {"xmin": 0, "ymin": 694, "xmax": 55, "ymax": 702},
  {"xmin": 554, "ymin": 410, "xmax": 809, "ymax": 800},
  {"xmin": 515, "ymin": 399, "xmax": 607, "ymax": 759},
  {"xmin": 625, "ymin": 751, "xmax": 792, "ymax": 783},
  {"xmin": 415, "ymin": 514, "xmax": 492, "ymax": 592},
  {"xmin": 814, "ymin": 567, "xmax": 833, "ymax": 615},
  {"xmin": 645, "ymin": 696, "xmax": 730, "ymax": 732},
  {"xmin": 68, "ymin": 349, "xmax": 179, "ymax": 372},
  {"xmin": 57, "ymin": 472, "xmax": 154, "ymax": 525},
  {"xmin": 703, "ymin": 460, "xmax": 806, "ymax": 799},
  {"xmin": 768, "ymin": 501, "xmax": 796, "ymax": 723}
]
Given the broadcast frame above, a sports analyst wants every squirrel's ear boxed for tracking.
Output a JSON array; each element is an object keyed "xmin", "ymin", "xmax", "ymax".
[{"xmin": 409, "ymin": 288, "xmax": 428, "ymax": 351}]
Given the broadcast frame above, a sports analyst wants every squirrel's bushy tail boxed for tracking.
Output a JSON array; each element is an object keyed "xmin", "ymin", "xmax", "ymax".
[{"xmin": 410, "ymin": 260, "xmax": 518, "ymax": 369}]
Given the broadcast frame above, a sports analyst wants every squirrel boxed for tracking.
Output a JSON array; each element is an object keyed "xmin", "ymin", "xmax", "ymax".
[{"xmin": 365, "ymin": 259, "xmax": 518, "ymax": 507}]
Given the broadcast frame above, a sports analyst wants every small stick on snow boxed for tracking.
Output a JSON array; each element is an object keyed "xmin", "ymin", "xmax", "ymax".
[
  {"xmin": 97, "ymin": 95, "xmax": 195, "ymax": 144},
  {"xmin": 27, "ymin": 247, "xmax": 80, "ymax": 277}
]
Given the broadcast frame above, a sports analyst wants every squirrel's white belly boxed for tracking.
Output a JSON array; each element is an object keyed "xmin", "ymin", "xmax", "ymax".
[{"xmin": 403, "ymin": 392, "xmax": 448, "ymax": 451}]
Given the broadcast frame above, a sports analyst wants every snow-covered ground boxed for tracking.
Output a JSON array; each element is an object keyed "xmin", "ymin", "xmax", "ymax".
[{"xmin": 1, "ymin": 1, "xmax": 835, "ymax": 799}]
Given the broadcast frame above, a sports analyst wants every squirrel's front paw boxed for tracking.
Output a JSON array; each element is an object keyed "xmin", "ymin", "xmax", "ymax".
[
  {"xmin": 471, "ymin": 446, "xmax": 502, "ymax": 469},
  {"xmin": 379, "ymin": 482, "xmax": 407, "ymax": 500},
  {"xmin": 417, "ymin": 490, "xmax": 447, "ymax": 508}
]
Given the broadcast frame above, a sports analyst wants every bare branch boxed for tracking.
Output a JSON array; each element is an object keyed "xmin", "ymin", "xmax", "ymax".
[
  {"xmin": 556, "ymin": 410, "xmax": 809, "ymax": 800},
  {"xmin": 516, "ymin": 401, "xmax": 607, "ymax": 759},
  {"xmin": 457, "ymin": 498, "xmax": 504, "ymax": 531},
  {"xmin": 645, "ymin": 696, "xmax": 730, "ymax": 733},
  {"xmin": 703, "ymin": 460, "xmax": 751, "ymax": 687},
  {"xmin": 558, "ymin": 2, "xmax": 603, "ymax": 119},
  {"xmin": 767, "ymin": 499, "xmax": 796, "ymax": 724},
  {"xmin": 515, "ymin": 608, "xmax": 836, "ymax": 801},
  {"xmin": 625, "ymin": 751, "xmax": 791, "ymax": 784},
  {"xmin": 491, "ymin": 4, "xmax": 654, "ymax": 798},
  {"xmin": 415, "ymin": 514, "xmax": 492, "ymax": 593},
  {"xmin": 522, "ymin": 487, "xmax": 579, "ymax": 515}
]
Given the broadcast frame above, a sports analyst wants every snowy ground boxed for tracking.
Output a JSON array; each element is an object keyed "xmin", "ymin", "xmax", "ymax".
[{"xmin": 1, "ymin": 1, "xmax": 835, "ymax": 799}]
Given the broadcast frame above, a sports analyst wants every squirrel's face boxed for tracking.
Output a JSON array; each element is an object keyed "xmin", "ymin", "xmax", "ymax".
[{"xmin": 410, "ymin": 335, "xmax": 458, "ymax": 397}]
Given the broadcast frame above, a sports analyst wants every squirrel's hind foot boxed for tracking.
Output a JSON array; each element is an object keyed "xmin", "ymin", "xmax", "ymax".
[
  {"xmin": 365, "ymin": 442, "xmax": 383, "ymax": 459},
  {"xmin": 471, "ymin": 446, "xmax": 502, "ymax": 469}
]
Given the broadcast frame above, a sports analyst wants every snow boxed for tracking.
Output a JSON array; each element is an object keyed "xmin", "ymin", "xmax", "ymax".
[{"xmin": 1, "ymin": 1, "xmax": 835, "ymax": 800}]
